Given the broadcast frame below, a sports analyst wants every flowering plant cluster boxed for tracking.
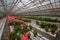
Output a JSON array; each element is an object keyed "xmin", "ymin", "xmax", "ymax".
[
  {"xmin": 7, "ymin": 16, "xmax": 32, "ymax": 40},
  {"xmin": 7, "ymin": 16, "xmax": 31, "ymax": 25}
]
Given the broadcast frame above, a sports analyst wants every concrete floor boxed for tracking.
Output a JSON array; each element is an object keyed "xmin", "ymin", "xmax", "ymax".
[{"xmin": 0, "ymin": 17, "xmax": 6, "ymax": 40}]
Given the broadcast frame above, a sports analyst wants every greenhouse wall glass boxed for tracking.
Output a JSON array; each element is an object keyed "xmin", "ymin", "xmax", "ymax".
[{"xmin": 0, "ymin": 0, "xmax": 60, "ymax": 40}]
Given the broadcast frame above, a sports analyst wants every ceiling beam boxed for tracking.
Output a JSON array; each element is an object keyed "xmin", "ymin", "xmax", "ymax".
[
  {"xmin": 0, "ymin": 0, "xmax": 7, "ymax": 15},
  {"xmin": 8, "ymin": 0, "xmax": 19, "ymax": 13}
]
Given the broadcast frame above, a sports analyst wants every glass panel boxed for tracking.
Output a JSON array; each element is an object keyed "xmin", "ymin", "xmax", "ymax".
[
  {"xmin": 41, "ymin": 1, "xmax": 50, "ymax": 6},
  {"xmin": 43, "ymin": 5, "xmax": 48, "ymax": 9},
  {"xmin": 22, "ymin": 0, "xmax": 30, "ymax": 5},
  {"xmin": 22, "ymin": 0, "xmax": 29, "ymax": 3},
  {"xmin": 52, "ymin": 3, "xmax": 56, "ymax": 8},
  {"xmin": 4, "ymin": 0, "xmax": 14, "ymax": 4},
  {"xmin": 56, "ymin": 2, "xmax": 60, "ymax": 8},
  {"xmin": 55, "ymin": 0, "xmax": 59, "ymax": 2},
  {"xmin": 0, "ymin": 0, "xmax": 60, "ymax": 13},
  {"xmin": 26, "ymin": 3, "xmax": 34, "ymax": 8},
  {"xmin": 46, "ymin": 4, "xmax": 52, "ymax": 9},
  {"xmin": 17, "ymin": 2, "xmax": 24, "ymax": 7},
  {"xmin": 50, "ymin": 0, "xmax": 55, "ymax": 3},
  {"xmin": 40, "ymin": 6, "xmax": 44, "ymax": 10}
]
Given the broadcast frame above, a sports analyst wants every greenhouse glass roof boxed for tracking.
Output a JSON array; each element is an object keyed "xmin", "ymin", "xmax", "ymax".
[{"xmin": 0, "ymin": 0, "xmax": 60, "ymax": 14}]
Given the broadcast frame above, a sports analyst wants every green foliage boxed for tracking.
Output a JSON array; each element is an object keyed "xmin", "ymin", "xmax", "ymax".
[
  {"xmin": 33, "ymin": 30, "xmax": 37, "ymax": 37},
  {"xmin": 58, "ymin": 21, "xmax": 60, "ymax": 23},
  {"xmin": 40, "ymin": 22, "xmax": 46, "ymax": 28},
  {"xmin": 9, "ymin": 32, "xmax": 20, "ymax": 40},
  {"xmin": 15, "ymin": 22, "xmax": 23, "ymax": 25},
  {"xmin": 38, "ymin": 22, "xmax": 57, "ymax": 33},
  {"xmin": 13, "ymin": 25, "xmax": 20, "ymax": 32},
  {"xmin": 36, "ymin": 21, "xmax": 40, "ymax": 25},
  {"xmin": 44, "ymin": 26, "xmax": 49, "ymax": 31},
  {"xmin": 28, "ymin": 33, "xmax": 31, "ymax": 39},
  {"xmin": 24, "ymin": 25, "xmax": 27, "ymax": 29},
  {"xmin": 50, "ymin": 28, "xmax": 56, "ymax": 33},
  {"xmin": 27, "ymin": 25, "xmax": 32, "ymax": 31},
  {"xmin": 51, "ymin": 24, "xmax": 55, "ymax": 28},
  {"xmin": 43, "ymin": 18, "xmax": 51, "ymax": 22},
  {"xmin": 24, "ymin": 19, "xmax": 31, "ymax": 22},
  {"xmin": 19, "ymin": 30, "xmax": 26, "ymax": 34},
  {"xmin": 46, "ymin": 24, "xmax": 50, "ymax": 28},
  {"xmin": 23, "ymin": 16, "xmax": 60, "ymax": 23},
  {"xmin": 50, "ymin": 24, "xmax": 57, "ymax": 30},
  {"xmin": 29, "ymin": 25, "xmax": 32, "ymax": 30},
  {"xmin": 52, "ymin": 18, "xmax": 58, "ymax": 22}
]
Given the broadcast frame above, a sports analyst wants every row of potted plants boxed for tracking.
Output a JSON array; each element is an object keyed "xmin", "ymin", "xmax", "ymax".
[
  {"xmin": 23, "ymin": 16, "xmax": 60, "ymax": 23},
  {"xmin": 7, "ymin": 16, "xmax": 31, "ymax": 25},
  {"xmin": 36, "ymin": 21, "xmax": 58, "ymax": 34},
  {"xmin": 18, "ymin": 17, "xmax": 31, "ymax": 23},
  {"xmin": 7, "ymin": 16, "xmax": 38, "ymax": 40}
]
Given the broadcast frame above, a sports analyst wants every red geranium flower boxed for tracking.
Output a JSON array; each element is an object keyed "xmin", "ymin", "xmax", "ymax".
[
  {"xmin": 25, "ymin": 32, "xmax": 29, "ymax": 36},
  {"xmin": 21, "ymin": 34, "xmax": 28, "ymax": 40}
]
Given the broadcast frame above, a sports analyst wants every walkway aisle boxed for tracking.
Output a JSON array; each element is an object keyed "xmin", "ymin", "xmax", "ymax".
[{"xmin": 0, "ymin": 17, "xmax": 7, "ymax": 40}]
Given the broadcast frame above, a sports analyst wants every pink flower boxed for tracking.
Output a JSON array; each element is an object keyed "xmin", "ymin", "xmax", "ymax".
[
  {"xmin": 26, "ymin": 23, "xmax": 30, "ymax": 26},
  {"xmin": 25, "ymin": 32, "xmax": 29, "ymax": 36},
  {"xmin": 21, "ymin": 18, "xmax": 25, "ymax": 21},
  {"xmin": 7, "ymin": 16, "xmax": 18, "ymax": 24},
  {"xmin": 15, "ymin": 19, "xmax": 21, "ymax": 22},
  {"xmin": 21, "ymin": 34, "xmax": 28, "ymax": 40}
]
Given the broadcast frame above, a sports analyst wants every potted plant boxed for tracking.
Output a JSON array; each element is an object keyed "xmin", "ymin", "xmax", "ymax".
[
  {"xmin": 40, "ymin": 22, "xmax": 46, "ymax": 28},
  {"xmin": 44, "ymin": 26, "xmax": 49, "ymax": 32},
  {"xmin": 33, "ymin": 30, "xmax": 37, "ymax": 37},
  {"xmin": 47, "ymin": 24, "xmax": 51, "ymax": 28},
  {"xmin": 27, "ymin": 25, "xmax": 32, "ymax": 31},
  {"xmin": 29, "ymin": 25, "xmax": 32, "ymax": 30},
  {"xmin": 36, "ymin": 21, "xmax": 40, "ymax": 25},
  {"xmin": 43, "ymin": 18, "xmax": 48, "ymax": 21},
  {"xmin": 13, "ymin": 25, "xmax": 20, "ymax": 32},
  {"xmin": 51, "ymin": 24, "xmax": 57, "ymax": 30},
  {"xmin": 50, "ymin": 28, "xmax": 56, "ymax": 34},
  {"xmin": 52, "ymin": 18, "xmax": 58, "ymax": 22}
]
